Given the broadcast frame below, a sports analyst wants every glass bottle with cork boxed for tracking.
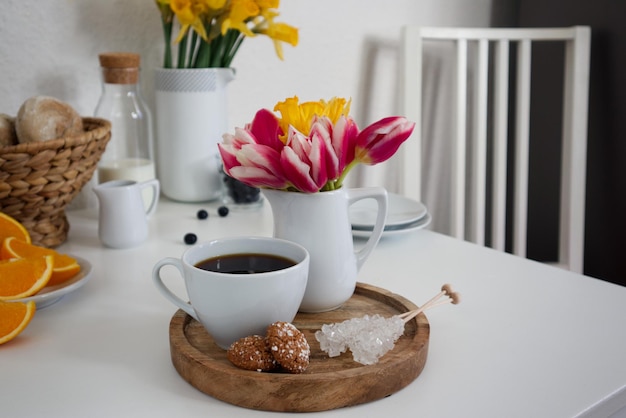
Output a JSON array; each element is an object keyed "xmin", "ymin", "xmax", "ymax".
[{"xmin": 95, "ymin": 52, "xmax": 156, "ymax": 197}]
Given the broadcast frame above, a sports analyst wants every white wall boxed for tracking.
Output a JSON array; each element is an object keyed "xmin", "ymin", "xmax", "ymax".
[
  {"xmin": 0, "ymin": 0, "xmax": 491, "ymax": 125},
  {"xmin": 0, "ymin": 0, "xmax": 492, "ymax": 210}
]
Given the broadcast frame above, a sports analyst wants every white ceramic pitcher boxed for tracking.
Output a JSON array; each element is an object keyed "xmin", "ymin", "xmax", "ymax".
[
  {"xmin": 263, "ymin": 187, "xmax": 388, "ymax": 312},
  {"xmin": 94, "ymin": 179, "xmax": 160, "ymax": 248}
]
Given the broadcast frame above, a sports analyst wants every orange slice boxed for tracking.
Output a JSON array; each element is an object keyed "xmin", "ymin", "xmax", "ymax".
[
  {"xmin": 0, "ymin": 256, "xmax": 53, "ymax": 299},
  {"xmin": 0, "ymin": 238, "xmax": 80, "ymax": 286},
  {"xmin": 0, "ymin": 212, "xmax": 31, "ymax": 245},
  {"xmin": 0, "ymin": 300, "xmax": 36, "ymax": 345}
]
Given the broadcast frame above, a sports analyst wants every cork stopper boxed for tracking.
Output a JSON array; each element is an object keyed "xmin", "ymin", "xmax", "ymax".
[{"xmin": 98, "ymin": 52, "xmax": 140, "ymax": 84}]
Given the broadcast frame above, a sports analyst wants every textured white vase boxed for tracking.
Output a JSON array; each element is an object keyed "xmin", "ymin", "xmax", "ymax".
[
  {"xmin": 154, "ymin": 68, "xmax": 235, "ymax": 202},
  {"xmin": 263, "ymin": 187, "xmax": 388, "ymax": 312}
]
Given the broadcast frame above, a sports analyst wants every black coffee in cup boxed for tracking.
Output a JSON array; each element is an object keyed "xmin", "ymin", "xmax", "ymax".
[{"xmin": 195, "ymin": 253, "xmax": 296, "ymax": 274}]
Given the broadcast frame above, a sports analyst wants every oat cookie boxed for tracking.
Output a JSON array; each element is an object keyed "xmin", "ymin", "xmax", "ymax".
[
  {"xmin": 227, "ymin": 335, "xmax": 278, "ymax": 372},
  {"xmin": 266, "ymin": 321, "xmax": 310, "ymax": 374}
]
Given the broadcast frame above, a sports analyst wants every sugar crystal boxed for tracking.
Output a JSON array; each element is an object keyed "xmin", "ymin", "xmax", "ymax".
[{"xmin": 315, "ymin": 314, "xmax": 405, "ymax": 365}]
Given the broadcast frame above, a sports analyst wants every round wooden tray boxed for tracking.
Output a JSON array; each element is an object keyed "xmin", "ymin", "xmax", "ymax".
[{"xmin": 169, "ymin": 282, "xmax": 430, "ymax": 412}]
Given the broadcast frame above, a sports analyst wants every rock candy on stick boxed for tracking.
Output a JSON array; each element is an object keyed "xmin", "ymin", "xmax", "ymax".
[{"xmin": 315, "ymin": 284, "xmax": 460, "ymax": 365}]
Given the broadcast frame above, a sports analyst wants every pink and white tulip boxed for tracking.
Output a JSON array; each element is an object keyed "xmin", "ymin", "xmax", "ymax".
[
  {"xmin": 355, "ymin": 116, "xmax": 416, "ymax": 165},
  {"xmin": 219, "ymin": 100, "xmax": 415, "ymax": 193}
]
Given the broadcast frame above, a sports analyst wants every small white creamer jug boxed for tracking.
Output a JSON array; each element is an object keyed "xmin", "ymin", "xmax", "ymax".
[{"xmin": 94, "ymin": 179, "xmax": 160, "ymax": 248}]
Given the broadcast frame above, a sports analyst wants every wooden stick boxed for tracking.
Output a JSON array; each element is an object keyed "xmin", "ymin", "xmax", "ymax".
[{"xmin": 399, "ymin": 284, "xmax": 460, "ymax": 323}]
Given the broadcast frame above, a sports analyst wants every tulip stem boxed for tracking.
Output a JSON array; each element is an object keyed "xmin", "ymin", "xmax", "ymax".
[{"xmin": 335, "ymin": 160, "xmax": 359, "ymax": 189}]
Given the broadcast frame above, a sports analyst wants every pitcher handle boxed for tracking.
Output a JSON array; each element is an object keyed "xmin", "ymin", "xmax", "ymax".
[
  {"xmin": 152, "ymin": 257, "xmax": 198, "ymax": 320},
  {"xmin": 347, "ymin": 187, "xmax": 388, "ymax": 271},
  {"xmin": 140, "ymin": 179, "xmax": 160, "ymax": 217}
]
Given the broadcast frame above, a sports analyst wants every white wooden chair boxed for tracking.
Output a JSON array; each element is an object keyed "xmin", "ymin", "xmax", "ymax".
[{"xmin": 399, "ymin": 26, "xmax": 591, "ymax": 273}]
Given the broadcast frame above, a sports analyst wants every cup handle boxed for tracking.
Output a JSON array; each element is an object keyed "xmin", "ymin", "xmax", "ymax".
[
  {"xmin": 152, "ymin": 257, "xmax": 198, "ymax": 320},
  {"xmin": 140, "ymin": 179, "xmax": 160, "ymax": 217},
  {"xmin": 347, "ymin": 187, "xmax": 388, "ymax": 271}
]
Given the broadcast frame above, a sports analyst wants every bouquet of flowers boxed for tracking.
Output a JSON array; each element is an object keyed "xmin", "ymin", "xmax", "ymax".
[
  {"xmin": 219, "ymin": 96, "xmax": 415, "ymax": 193},
  {"xmin": 154, "ymin": 0, "xmax": 299, "ymax": 68}
]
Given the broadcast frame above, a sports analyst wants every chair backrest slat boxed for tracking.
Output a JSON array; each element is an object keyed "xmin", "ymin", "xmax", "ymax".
[
  {"xmin": 559, "ymin": 26, "xmax": 591, "ymax": 274},
  {"xmin": 513, "ymin": 39, "xmax": 532, "ymax": 258},
  {"xmin": 492, "ymin": 39, "xmax": 510, "ymax": 252},
  {"xmin": 452, "ymin": 39, "xmax": 468, "ymax": 239},
  {"xmin": 468, "ymin": 39, "xmax": 490, "ymax": 245}
]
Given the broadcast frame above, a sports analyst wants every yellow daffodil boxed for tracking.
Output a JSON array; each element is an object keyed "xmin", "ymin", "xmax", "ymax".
[
  {"xmin": 169, "ymin": 0, "xmax": 211, "ymax": 41},
  {"xmin": 255, "ymin": 0, "xmax": 280, "ymax": 9},
  {"xmin": 256, "ymin": 20, "xmax": 298, "ymax": 60},
  {"xmin": 154, "ymin": 0, "xmax": 296, "ymax": 68},
  {"xmin": 220, "ymin": 0, "xmax": 259, "ymax": 37}
]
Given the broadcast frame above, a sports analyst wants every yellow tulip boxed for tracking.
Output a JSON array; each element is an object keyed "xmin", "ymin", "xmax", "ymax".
[{"xmin": 273, "ymin": 97, "xmax": 351, "ymax": 141}]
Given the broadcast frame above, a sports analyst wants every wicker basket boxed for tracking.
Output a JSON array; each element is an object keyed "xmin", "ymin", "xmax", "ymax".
[{"xmin": 0, "ymin": 117, "xmax": 111, "ymax": 247}]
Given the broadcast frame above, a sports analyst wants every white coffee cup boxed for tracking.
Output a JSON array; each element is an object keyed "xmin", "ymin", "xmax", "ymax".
[{"xmin": 152, "ymin": 236, "xmax": 310, "ymax": 349}]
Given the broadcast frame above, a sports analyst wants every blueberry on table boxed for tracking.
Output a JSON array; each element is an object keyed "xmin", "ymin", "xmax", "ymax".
[
  {"xmin": 196, "ymin": 209, "xmax": 208, "ymax": 220},
  {"xmin": 218, "ymin": 206, "xmax": 229, "ymax": 217},
  {"xmin": 184, "ymin": 233, "xmax": 197, "ymax": 245}
]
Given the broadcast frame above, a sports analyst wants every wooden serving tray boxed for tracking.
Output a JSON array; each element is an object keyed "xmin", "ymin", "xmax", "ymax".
[{"xmin": 169, "ymin": 282, "xmax": 430, "ymax": 412}]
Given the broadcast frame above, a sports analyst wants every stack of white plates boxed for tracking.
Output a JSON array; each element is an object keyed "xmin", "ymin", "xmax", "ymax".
[{"xmin": 349, "ymin": 193, "xmax": 431, "ymax": 238}]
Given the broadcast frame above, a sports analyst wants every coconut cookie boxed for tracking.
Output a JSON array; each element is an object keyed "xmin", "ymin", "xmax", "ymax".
[
  {"xmin": 266, "ymin": 321, "xmax": 310, "ymax": 374},
  {"xmin": 227, "ymin": 335, "xmax": 278, "ymax": 372}
]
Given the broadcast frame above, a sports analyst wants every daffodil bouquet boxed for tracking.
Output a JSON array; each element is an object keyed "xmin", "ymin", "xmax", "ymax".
[
  {"xmin": 155, "ymin": 0, "xmax": 298, "ymax": 68},
  {"xmin": 219, "ymin": 97, "xmax": 416, "ymax": 193}
]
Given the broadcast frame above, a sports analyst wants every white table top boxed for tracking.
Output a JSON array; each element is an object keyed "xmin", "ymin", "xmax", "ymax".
[{"xmin": 3, "ymin": 197, "xmax": 626, "ymax": 418}]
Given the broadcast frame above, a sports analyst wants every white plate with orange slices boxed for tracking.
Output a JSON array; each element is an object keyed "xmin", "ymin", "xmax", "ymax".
[
  {"xmin": 14, "ymin": 256, "xmax": 93, "ymax": 309},
  {"xmin": 1, "ymin": 227, "xmax": 93, "ymax": 310},
  {"xmin": 0, "ymin": 213, "xmax": 93, "ymax": 345}
]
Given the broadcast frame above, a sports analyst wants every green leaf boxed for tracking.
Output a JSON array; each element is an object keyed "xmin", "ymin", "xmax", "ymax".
[
  {"xmin": 161, "ymin": 19, "xmax": 173, "ymax": 68},
  {"xmin": 177, "ymin": 33, "xmax": 188, "ymax": 69}
]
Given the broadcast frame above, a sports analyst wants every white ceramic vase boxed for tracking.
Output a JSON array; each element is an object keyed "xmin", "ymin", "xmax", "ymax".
[
  {"xmin": 263, "ymin": 187, "xmax": 388, "ymax": 312},
  {"xmin": 154, "ymin": 68, "xmax": 235, "ymax": 202}
]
